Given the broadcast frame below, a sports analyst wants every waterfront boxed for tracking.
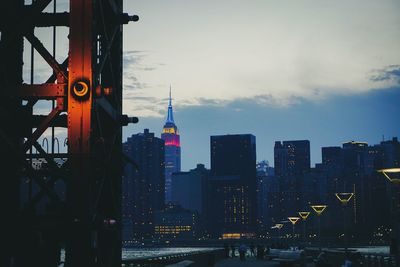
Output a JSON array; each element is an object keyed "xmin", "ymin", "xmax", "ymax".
[
  {"xmin": 122, "ymin": 247, "xmax": 220, "ymax": 260},
  {"xmin": 120, "ymin": 245, "xmax": 389, "ymax": 260}
]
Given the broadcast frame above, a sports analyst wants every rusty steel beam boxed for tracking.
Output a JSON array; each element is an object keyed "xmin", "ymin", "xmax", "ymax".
[
  {"xmin": 18, "ymin": 83, "xmax": 66, "ymax": 99},
  {"xmin": 34, "ymin": 12, "xmax": 69, "ymax": 27},
  {"xmin": 1, "ymin": 0, "xmax": 137, "ymax": 266},
  {"xmin": 66, "ymin": 0, "xmax": 95, "ymax": 266},
  {"xmin": 31, "ymin": 114, "xmax": 67, "ymax": 128},
  {"xmin": 22, "ymin": 108, "xmax": 61, "ymax": 153},
  {"xmin": 25, "ymin": 32, "xmax": 68, "ymax": 81}
]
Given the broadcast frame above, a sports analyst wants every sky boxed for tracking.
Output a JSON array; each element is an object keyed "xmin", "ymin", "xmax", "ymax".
[
  {"xmin": 24, "ymin": 1, "xmax": 400, "ymax": 170},
  {"xmin": 121, "ymin": 0, "xmax": 400, "ymax": 170}
]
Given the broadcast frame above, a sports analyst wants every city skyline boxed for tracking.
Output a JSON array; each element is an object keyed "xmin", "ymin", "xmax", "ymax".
[
  {"xmin": 123, "ymin": 87, "xmax": 399, "ymax": 170},
  {"xmin": 121, "ymin": 0, "xmax": 400, "ymax": 170},
  {"xmin": 2, "ymin": 0, "xmax": 399, "ymax": 265}
]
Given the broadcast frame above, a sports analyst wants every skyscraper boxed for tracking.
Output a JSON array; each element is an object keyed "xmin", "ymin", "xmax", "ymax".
[
  {"xmin": 161, "ymin": 88, "xmax": 181, "ymax": 203},
  {"xmin": 122, "ymin": 129, "xmax": 165, "ymax": 240},
  {"xmin": 208, "ymin": 134, "xmax": 257, "ymax": 238},
  {"xmin": 274, "ymin": 140, "xmax": 310, "ymax": 177},
  {"xmin": 171, "ymin": 164, "xmax": 209, "ymax": 215}
]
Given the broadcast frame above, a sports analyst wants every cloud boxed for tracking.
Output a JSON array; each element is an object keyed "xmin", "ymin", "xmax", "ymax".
[
  {"xmin": 123, "ymin": 51, "xmax": 146, "ymax": 68},
  {"xmin": 370, "ymin": 65, "xmax": 400, "ymax": 83},
  {"xmin": 123, "ymin": 50, "xmax": 164, "ymax": 94},
  {"xmin": 122, "ymin": 0, "xmax": 400, "ymax": 117}
]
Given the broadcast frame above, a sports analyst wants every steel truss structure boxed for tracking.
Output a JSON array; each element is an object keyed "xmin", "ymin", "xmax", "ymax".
[{"xmin": 0, "ymin": 1, "xmax": 138, "ymax": 266}]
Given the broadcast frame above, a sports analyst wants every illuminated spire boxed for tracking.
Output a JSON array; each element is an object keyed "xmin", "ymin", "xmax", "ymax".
[{"xmin": 166, "ymin": 85, "xmax": 174, "ymax": 123}]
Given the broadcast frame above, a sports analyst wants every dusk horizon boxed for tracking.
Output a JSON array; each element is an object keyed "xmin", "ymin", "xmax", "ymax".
[
  {"xmin": 124, "ymin": 86, "xmax": 400, "ymax": 170},
  {"xmin": 2, "ymin": 0, "xmax": 399, "ymax": 266}
]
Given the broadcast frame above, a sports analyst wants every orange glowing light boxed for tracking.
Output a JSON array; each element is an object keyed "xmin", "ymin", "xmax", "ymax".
[
  {"xmin": 103, "ymin": 87, "xmax": 113, "ymax": 96},
  {"xmin": 162, "ymin": 127, "xmax": 176, "ymax": 134},
  {"xmin": 73, "ymin": 81, "xmax": 89, "ymax": 98},
  {"xmin": 222, "ymin": 233, "xmax": 241, "ymax": 239}
]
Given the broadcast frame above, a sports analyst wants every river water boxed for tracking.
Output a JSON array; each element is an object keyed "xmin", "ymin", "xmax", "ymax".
[{"xmin": 59, "ymin": 245, "xmax": 388, "ymax": 262}]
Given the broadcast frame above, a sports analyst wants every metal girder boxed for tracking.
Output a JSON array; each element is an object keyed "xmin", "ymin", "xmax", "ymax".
[
  {"xmin": 25, "ymin": 57, "xmax": 68, "ymax": 109},
  {"xmin": 28, "ymin": 0, "xmax": 53, "ymax": 15},
  {"xmin": 66, "ymin": 0, "xmax": 95, "ymax": 266},
  {"xmin": 19, "ymin": 83, "xmax": 66, "ymax": 99},
  {"xmin": 22, "ymin": 108, "xmax": 61, "ymax": 153},
  {"xmin": 26, "ymin": 153, "xmax": 68, "ymax": 159},
  {"xmin": 1, "ymin": 0, "xmax": 137, "ymax": 266},
  {"xmin": 32, "ymin": 114, "xmax": 67, "ymax": 128},
  {"xmin": 25, "ymin": 32, "xmax": 68, "ymax": 81},
  {"xmin": 0, "ymin": 129, "xmax": 64, "ymax": 209},
  {"xmin": 34, "ymin": 12, "xmax": 69, "ymax": 27},
  {"xmin": 0, "ymin": 0, "xmax": 52, "ymax": 49}
]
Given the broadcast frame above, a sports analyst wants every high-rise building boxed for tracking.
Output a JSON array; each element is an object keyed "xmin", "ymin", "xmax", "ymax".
[
  {"xmin": 318, "ymin": 138, "xmax": 400, "ymax": 242},
  {"xmin": 256, "ymin": 161, "xmax": 277, "ymax": 234},
  {"xmin": 154, "ymin": 204, "xmax": 198, "ymax": 240},
  {"xmin": 208, "ymin": 134, "xmax": 257, "ymax": 238},
  {"xmin": 274, "ymin": 140, "xmax": 310, "ymax": 177},
  {"xmin": 122, "ymin": 129, "xmax": 165, "ymax": 240},
  {"xmin": 161, "ymin": 88, "xmax": 181, "ymax": 203},
  {"xmin": 171, "ymin": 164, "xmax": 209, "ymax": 215}
]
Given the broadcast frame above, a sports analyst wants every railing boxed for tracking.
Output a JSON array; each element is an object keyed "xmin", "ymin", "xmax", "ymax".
[
  {"xmin": 305, "ymin": 248, "xmax": 397, "ymax": 267},
  {"xmin": 121, "ymin": 249, "xmax": 225, "ymax": 267},
  {"xmin": 360, "ymin": 253, "xmax": 396, "ymax": 267}
]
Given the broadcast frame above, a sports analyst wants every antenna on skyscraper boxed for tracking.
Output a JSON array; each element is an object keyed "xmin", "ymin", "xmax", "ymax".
[{"xmin": 169, "ymin": 85, "xmax": 172, "ymax": 106}]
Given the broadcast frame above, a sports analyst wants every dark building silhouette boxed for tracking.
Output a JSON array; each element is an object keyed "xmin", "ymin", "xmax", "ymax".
[
  {"xmin": 161, "ymin": 88, "xmax": 181, "ymax": 204},
  {"xmin": 274, "ymin": 140, "xmax": 310, "ymax": 177},
  {"xmin": 322, "ymin": 146, "xmax": 343, "ymax": 166},
  {"xmin": 256, "ymin": 160, "xmax": 277, "ymax": 234},
  {"xmin": 208, "ymin": 134, "xmax": 257, "ymax": 238},
  {"xmin": 171, "ymin": 164, "xmax": 209, "ymax": 215},
  {"xmin": 123, "ymin": 129, "xmax": 165, "ymax": 241},
  {"xmin": 259, "ymin": 137, "xmax": 399, "ymax": 243},
  {"xmin": 317, "ymin": 138, "xmax": 400, "ymax": 243}
]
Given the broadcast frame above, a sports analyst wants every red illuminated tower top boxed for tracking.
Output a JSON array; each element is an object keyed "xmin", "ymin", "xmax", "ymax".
[
  {"xmin": 161, "ymin": 86, "xmax": 181, "ymax": 203},
  {"xmin": 161, "ymin": 87, "xmax": 180, "ymax": 147}
]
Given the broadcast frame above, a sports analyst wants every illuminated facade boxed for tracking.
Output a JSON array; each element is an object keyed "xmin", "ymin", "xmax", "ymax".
[
  {"xmin": 154, "ymin": 204, "xmax": 197, "ymax": 239},
  {"xmin": 123, "ymin": 129, "xmax": 165, "ymax": 240},
  {"xmin": 208, "ymin": 134, "xmax": 257, "ymax": 238},
  {"xmin": 274, "ymin": 140, "xmax": 311, "ymax": 177},
  {"xmin": 161, "ymin": 88, "xmax": 181, "ymax": 203}
]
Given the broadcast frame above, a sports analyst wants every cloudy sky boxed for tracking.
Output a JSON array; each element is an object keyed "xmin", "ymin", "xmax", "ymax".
[
  {"xmin": 24, "ymin": 1, "xmax": 400, "ymax": 170},
  {"xmin": 120, "ymin": 0, "xmax": 400, "ymax": 170}
]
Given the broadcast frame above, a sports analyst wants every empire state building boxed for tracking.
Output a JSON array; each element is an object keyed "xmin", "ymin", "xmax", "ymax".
[{"xmin": 161, "ymin": 88, "xmax": 181, "ymax": 203}]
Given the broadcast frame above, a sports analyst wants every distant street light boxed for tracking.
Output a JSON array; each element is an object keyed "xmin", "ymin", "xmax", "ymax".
[
  {"xmin": 377, "ymin": 168, "xmax": 400, "ymax": 265},
  {"xmin": 288, "ymin": 217, "xmax": 300, "ymax": 244},
  {"xmin": 271, "ymin": 223, "xmax": 284, "ymax": 240},
  {"xmin": 377, "ymin": 168, "xmax": 400, "ymax": 184},
  {"xmin": 311, "ymin": 205, "xmax": 327, "ymax": 250},
  {"xmin": 298, "ymin": 211, "xmax": 311, "ymax": 244},
  {"xmin": 335, "ymin": 193, "xmax": 354, "ymax": 250}
]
